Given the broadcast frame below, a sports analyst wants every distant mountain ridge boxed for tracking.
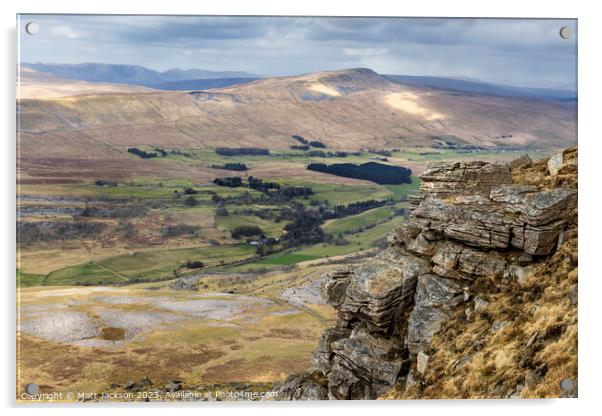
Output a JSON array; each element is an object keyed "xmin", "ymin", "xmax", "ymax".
[
  {"xmin": 385, "ymin": 75, "xmax": 576, "ymax": 102},
  {"xmin": 23, "ymin": 63, "xmax": 576, "ymax": 101},
  {"xmin": 17, "ymin": 66, "xmax": 576, "ymax": 181},
  {"xmin": 22, "ymin": 63, "xmax": 261, "ymax": 89}
]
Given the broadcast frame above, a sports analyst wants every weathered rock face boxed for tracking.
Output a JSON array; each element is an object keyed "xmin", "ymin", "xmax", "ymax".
[
  {"xmin": 406, "ymin": 273, "xmax": 465, "ymax": 356},
  {"xmin": 407, "ymin": 165, "xmax": 577, "ymax": 256},
  {"xmin": 419, "ymin": 161, "xmax": 512, "ymax": 198},
  {"xmin": 276, "ymin": 148, "xmax": 577, "ymax": 400},
  {"xmin": 335, "ymin": 249, "xmax": 429, "ymax": 333},
  {"xmin": 327, "ymin": 326, "xmax": 405, "ymax": 399}
]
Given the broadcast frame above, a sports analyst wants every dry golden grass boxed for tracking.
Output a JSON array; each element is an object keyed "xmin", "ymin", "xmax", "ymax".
[
  {"xmin": 387, "ymin": 232, "xmax": 577, "ymax": 399},
  {"xmin": 512, "ymin": 147, "xmax": 578, "ymax": 190}
]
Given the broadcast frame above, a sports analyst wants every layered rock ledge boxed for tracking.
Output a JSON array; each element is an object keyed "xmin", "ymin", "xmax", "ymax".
[{"xmin": 276, "ymin": 147, "xmax": 577, "ymax": 400}]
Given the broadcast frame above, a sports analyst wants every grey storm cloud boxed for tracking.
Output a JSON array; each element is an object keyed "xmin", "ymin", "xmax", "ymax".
[{"xmin": 18, "ymin": 15, "xmax": 577, "ymax": 88}]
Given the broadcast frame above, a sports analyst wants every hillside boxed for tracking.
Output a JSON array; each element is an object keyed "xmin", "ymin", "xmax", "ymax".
[
  {"xmin": 18, "ymin": 67, "xmax": 155, "ymax": 99},
  {"xmin": 277, "ymin": 147, "xmax": 578, "ymax": 400},
  {"xmin": 155, "ymin": 77, "xmax": 260, "ymax": 91},
  {"xmin": 17, "ymin": 68, "xmax": 576, "ymax": 182}
]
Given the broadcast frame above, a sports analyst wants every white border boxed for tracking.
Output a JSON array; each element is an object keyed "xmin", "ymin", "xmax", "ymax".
[{"xmin": 2, "ymin": 1, "xmax": 600, "ymax": 415}]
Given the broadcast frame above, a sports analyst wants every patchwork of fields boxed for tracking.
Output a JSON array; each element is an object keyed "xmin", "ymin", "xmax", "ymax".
[{"xmin": 17, "ymin": 143, "xmax": 526, "ymax": 400}]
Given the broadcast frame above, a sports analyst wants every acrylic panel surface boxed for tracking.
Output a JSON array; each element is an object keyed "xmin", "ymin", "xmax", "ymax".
[{"xmin": 16, "ymin": 15, "xmax": 578, "ymax": 402}]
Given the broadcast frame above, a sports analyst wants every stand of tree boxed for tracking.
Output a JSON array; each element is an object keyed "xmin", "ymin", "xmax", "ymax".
[
  {"xmin": 291, "ymin": 135, "xmax": 327, "ymax": 149},
  {"xmin": 215, "ymin": 147, "xmax": 269, "ymax": 156},
  {"xmin": 321, "ymin": 199, "xmax": 389, "ymax": 220},
  {"xmin": 307, "ymin": 162, "xmax": 412, "ymax": 185},
  {"xmin": 231, "ymin": 225, "xmax": 264, "ymax": 239},
  {"xmin": 368, "ymin": 149, "xmax": 393, "ymax": 157},
  {"xmin": 281, "ymin": 186, "xmax": 314, "ymax": 198},
  {"xmin": 213, "ymin": 177, "xmax": 244, "ymax": 187},
  {"xmin": 283, "ymin": 205, "xmax": 325, "ymax": 246},
  {"xmin": 292, "ymin": 135, "xmax": 309, "ymax": 145},
  {"xmin": 212, "ymin": 176, "xmax": 282, "ymax": 193},
  {"xmin": 128, "ymin": 147, "xmax": 158, "ymax": 159},
  {"xmin": 184, "ymin": 260, "xmax": 204, "ymax": 269},
  {"xmin": 17, "ymin": 221, "xmax": 106, "ymax": 245},
  {"xmin": 94, "ymin": 179, "xmax": 117, "ymax": 187},
  {"xmin": 309, "ymin": 140, "xmax": 326, "ymax": 148},
  {"xmin": 248, "ymin": 176, "xmax": 280, "ymax": 192},
  {"xmin": 306, "ymin": 150, "xmax": 357, "ymax": 158},
  {"xmin": 212, "ymin": 163, "xmax": 248, "ymax": 171}
]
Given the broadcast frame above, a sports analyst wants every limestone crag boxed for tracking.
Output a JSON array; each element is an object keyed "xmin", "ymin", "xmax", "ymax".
[
  {"xmin": 335, "ymin": 251, "xmax": 429, "ymax": 333},
  {"xmin": 276, "ymin": 148, "xmax": 577, "ymax": 400}
]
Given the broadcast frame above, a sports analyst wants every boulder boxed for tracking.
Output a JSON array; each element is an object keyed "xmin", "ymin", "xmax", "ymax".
[
  {"xmin": 518, "ymin": 188, "xmax": 577, "ymax": 227},
  {"xmin": 276, "ymin": 372, "xmax": 328, "ymax": 400},
  {"xmin": 164, "ymin": 381, "xmax": 182, "ymax": 392},
  {"xmin": 559, "ymin": 378, "xmax": 578, "ymax": 398},
  {"xmin": 416, "ymin": 352, "xmax": 429, "ymax": 375},
  {"xmin": 548, "ymin": 148, "xmax": 577, "ymax": 176},
  {"xmin": 504, "ymin": 264, "xmax": 533, "ymax": 285},
  {"xmin": 547, "ymin": 152, "xmax": 564, "ymax": 176}
]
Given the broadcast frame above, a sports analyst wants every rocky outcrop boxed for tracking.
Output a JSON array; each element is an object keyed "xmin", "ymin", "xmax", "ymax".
[
  {"xmin": 419, "ymin": 161, "xmax": 512, "ymax": 198},
  {"xmin": 276, "ymin": 147, "xmax": 577, "ymax": 400}
]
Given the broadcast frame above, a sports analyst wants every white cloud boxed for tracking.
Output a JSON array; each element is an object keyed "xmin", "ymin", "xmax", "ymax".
[
  {"xmin": 343, "ymin": 48, "xmax": 388, "ymax": 56},
  {"xmin": 49, "ymin": 25, "xmax": 81, "ymax": 39}
]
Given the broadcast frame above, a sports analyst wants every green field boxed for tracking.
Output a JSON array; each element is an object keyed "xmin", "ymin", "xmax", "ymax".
[
  {"xmin": 255, "ymin": 253, "xmax": 322, "ymax": 265},
  {"xmin": 295, "ymin": 216, "xmax": 406, "ymax": 258},
  {"xmin": 224, "ymin": 214, "xmax": 407, "ymax": 272},
  {"xmin": 44, "ymin": 244, "xmax": 256, "ymax": 286},
  {"xmin": 323, "ymin": 206, "xmax": 396, "ymax": 235},
  {"xmin": 215, "ymin": 214, "xmax": 287, "ymax": 238},
  {"xmin": 16, "ymin": 270, "xmax": 46, "ymax": 288}
]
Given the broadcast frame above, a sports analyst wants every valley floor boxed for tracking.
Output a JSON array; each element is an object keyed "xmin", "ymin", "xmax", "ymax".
[{"xmin": 17, "ymin": 262, "xmax": 344, "ymax": 401}]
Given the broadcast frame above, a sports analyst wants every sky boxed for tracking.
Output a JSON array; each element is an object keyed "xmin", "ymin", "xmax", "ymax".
[{"xmin": 18, "ymin": 15, "xmax": 577, "ymax": 89}]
